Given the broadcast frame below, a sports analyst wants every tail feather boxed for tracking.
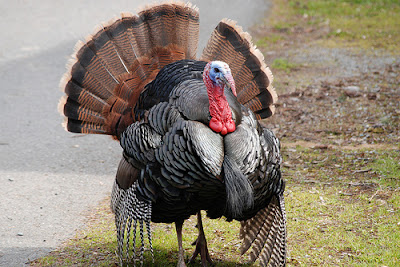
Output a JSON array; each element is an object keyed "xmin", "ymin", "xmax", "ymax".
[
  {"xmin": 63, "ymin": 79, "xmax": 108, "ymax": 113},
  {"xmin": 127, "ymin": 14, "xmax": 154, "ymax": 58},
  {"xmin": 240, "ymin": 194, "xmax": 286, "ymax": 266},
  {"xmin": 59, "ymin": 2, "xmax": 200, "ymax": 138},
  {"xmin": 63, "ymin": 97, "xmax": 105, "ymax": 124},
  {"xmin": 138, "ymin": 4, "xmax": 175, "ymax": 49},
  {"xmin": 103, "ymin": 16, "xmax": 138, "ymax": 68},
  {"xmin": 102, "ymin": 46, "xmax": 187, "ymax": 137},
  {"xmin": 89, "ymin": 26, "xmax": 130, "ymax": 75},
  {"xmin": 74, "ymin": 41, "xmax": 120, "ymax": 90},
  {"xmin": 65, "ymin": 56, "xmax": 114, "ymax": 100},
  {"xmin": 64, "ymin": 117, "xmax": 108, "ymax": 135},
  {"xmin": 172, "ymin": 3, "xmax": 199, "ymax": 59},
  {"xmin": 200, "ymin": 19, "xmax": 277, "ymax": 120},
  {"xmin": 184, "ymin": 3, "xmax": 200, "ymax": 59}
]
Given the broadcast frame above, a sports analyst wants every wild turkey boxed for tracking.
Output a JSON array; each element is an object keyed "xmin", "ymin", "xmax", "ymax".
[{"xmin": 59, "ymin": 1, "xmax": 286, "ymax": 266}]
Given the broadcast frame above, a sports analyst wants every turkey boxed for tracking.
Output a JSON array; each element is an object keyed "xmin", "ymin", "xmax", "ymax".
[{"xmin": 59, "ymin": 1, "xmax": 286, "ymax": 266}]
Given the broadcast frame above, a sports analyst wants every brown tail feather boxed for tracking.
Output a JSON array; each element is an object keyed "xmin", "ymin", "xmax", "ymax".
[
  {"xmin": 240, "ymin": 195, "xmax": 286, "ymax": 266},
  {"xmin": 103, "ymin": 16, "xmax": 138, "ymax": 68},
  {"xmin": 136, "ymin": 3, "xmax": 198, "ymax": 58},
  {"xmin": 103, "ymin": 45, "xmax": 187, "ymax": 137},
  {"xmin": 59, "ymin": 2, "xmax": 199, "ymax": 138},
  {"xmin": 63, "ymin": 79, "xmax": 109, "ymax": 113},
  {"xmin": 63, "ymin": 97, "xmax": 105, "ymax": 125},
  {"xmin": 200, "ymin": 19, "xmax": 277, "ymax": 120},
  {"xmin": 89, "ymin": 26, "xmax": 130, "ymax": 76}
]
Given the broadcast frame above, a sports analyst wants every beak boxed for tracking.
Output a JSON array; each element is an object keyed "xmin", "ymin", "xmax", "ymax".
[{"xmin": 220, "ymin": 74, "xmax": 237, "ymax": 97}]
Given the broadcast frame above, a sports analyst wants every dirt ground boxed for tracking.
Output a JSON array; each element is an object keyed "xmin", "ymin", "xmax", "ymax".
[
  {"xmin": 248, "ymin": 13, "xmax": 399, "ymax": 263},
  {"xmin": 255, "ymin": 25, "xmax": 400, "ymax": 149}
]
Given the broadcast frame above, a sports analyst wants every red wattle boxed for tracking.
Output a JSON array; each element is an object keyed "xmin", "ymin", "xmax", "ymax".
[
  {"xmin": 209, "ymin": 116, "xmax": 236, "ymax": 135},
  {"xmin": 209, "ymin": 117, "xmax": 223, "ymax": 133},
  {"xmin": 226, "ymin": 119, "xmax": 236, "ymax": 133},
  {"xmin": 221, "ymin": 127, "xmax": 228, "ymax": 135},
  {"xmin": 203, "ymin": 62, "xmax": 237, "ymax": 136}
]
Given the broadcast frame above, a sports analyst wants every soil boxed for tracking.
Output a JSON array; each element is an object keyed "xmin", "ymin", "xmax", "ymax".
[
  {"xmin": 251, "ymin": 18, "xmax": 400, "ymax": 265},
  {"xmin": 254, "ymin": 25, "xmax": 400, "ymax": 148}
]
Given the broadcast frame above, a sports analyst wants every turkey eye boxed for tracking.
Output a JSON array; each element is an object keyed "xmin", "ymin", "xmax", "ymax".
[{"xmin": 214, "ymin": 68, "xmax": 220, "ymax": 73}]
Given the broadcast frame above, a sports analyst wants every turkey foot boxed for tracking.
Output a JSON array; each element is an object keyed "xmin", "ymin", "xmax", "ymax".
[
  {"xmin": 188, "ymin": 212, "xmax": 213, "ymax": 266},
  {"xmin": 175, "ymin": 220, "xmax": 187, "ymax": 267}
]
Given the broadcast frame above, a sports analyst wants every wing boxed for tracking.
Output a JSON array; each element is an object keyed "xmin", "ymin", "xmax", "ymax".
[
  {"xmin": 240, "ymin": 127, "xmax": 286, "ymax": 266},
  {"xmin": 222, "ymin": 109, "xmax": 286, "ymax": 265}
]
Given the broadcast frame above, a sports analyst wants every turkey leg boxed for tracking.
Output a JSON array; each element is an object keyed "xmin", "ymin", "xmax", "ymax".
[
  {"xmin": 189, "ymin": 211, "xmax": 213, "ymax": 266},
  {"xmin": 175, "ymin": 220, "xmax": 186, "ymax": 267}
]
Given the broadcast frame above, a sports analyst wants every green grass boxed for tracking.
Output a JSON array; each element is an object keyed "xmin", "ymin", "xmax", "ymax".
[
  {"xmin": 271, "ymin": 58, "xmax": 299, "ymax": 73},
  {"xmin": 287, "ymin": 185, "xmax": 400, "ymax": 266},
  {"xmin": 282, "ymin": 146, "xmax": 400, "ymax": 266},
  {"xmin": 370, "ymin": 150, "xmax": 400, "ymax": 188},
  {"xmin": 32, "ymin": 146, "xmax": 400, "ymax": 266},
  {"xmin": 32, "ymin": 203, "xmax": 250, "ymax": 266},
  {"xmin": 299, "ymin": 0, "xmax": 400, "ymax": 48},
  {"xmin": 258, "ymin": 0, "xmax": 400, "ymax": 52},
  {"xmin": 255, "ymin": 34, "xmax": 284, "ymax": 46}
]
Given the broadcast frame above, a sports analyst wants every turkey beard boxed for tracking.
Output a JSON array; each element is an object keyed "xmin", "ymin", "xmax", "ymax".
[{"xmin": 223, "ymin": 156, "xmax": 254, "ymax": 217}]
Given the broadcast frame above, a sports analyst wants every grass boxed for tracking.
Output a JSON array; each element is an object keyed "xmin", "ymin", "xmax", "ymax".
[
  {"xmin": 282, "ymin": 145, "xmax": 400, "ymax": 266},
  {"xmin": 32, "ymin": 146, "xmax": 400, "ymax": 266},
  {"xmin": 32, "ymin": 201, "xmax": 249, "ymax": 266},
  {"xmin": 256, "ymin": 0, "xmax": 400, "ymax": 52},
  {"xmin": 271, "ymin": 58, "xmax": 299, "ymax": 73},
  {"xmin": 370, "ymin": 151, "xmax": 400, "ymax": 188},
  {"xmin": 255, "ymin": 33, "xmax": 284, "ymax": 46}
]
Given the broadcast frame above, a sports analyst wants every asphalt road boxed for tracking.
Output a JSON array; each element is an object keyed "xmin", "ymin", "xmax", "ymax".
[{"xmin": 0, "ymin": 1, "xmax": 270, "ymax": 266}]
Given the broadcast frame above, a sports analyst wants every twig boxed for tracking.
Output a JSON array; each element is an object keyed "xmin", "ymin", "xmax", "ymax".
[
  {"xmin": 311, "ymin": 157, "xmax": 328, "ymax": 164},
  {"xmin": 352, "ymin": 168, "xmax": 371, "ymax": 174},
  {"xmin": 369, "ymin": 190, "xmax": 380, "ymax": 201}
]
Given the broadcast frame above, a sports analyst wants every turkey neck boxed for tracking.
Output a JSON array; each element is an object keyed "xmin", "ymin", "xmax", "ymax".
[{"xmin": 203, "ymin": 72, "xmax": 236, "ymax": 136}]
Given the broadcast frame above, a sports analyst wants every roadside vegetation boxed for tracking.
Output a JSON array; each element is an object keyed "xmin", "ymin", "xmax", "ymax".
[
  {"xmin": 32, "ymin": 0, "xmax": 399, "ymax": 266},
  {"xmin": 256, "ymin": 0, "xmax": 400, "ymax": 52}
]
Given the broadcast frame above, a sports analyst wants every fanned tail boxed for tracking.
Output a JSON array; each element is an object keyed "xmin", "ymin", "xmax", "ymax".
[
  {"xmin": 59, "ymin": 2, "xmax": 200, "ymax": 139},
  {"xmin": 200, "ymin": 19, "xmax": 277, "ymax": 120},
  {"xmin": 239, "ymin": 194, "xmax": 286, "ymax": 266},
  {"xmin": 111, "ymin": 180, "xmax": 153, "ymax": 266}
]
